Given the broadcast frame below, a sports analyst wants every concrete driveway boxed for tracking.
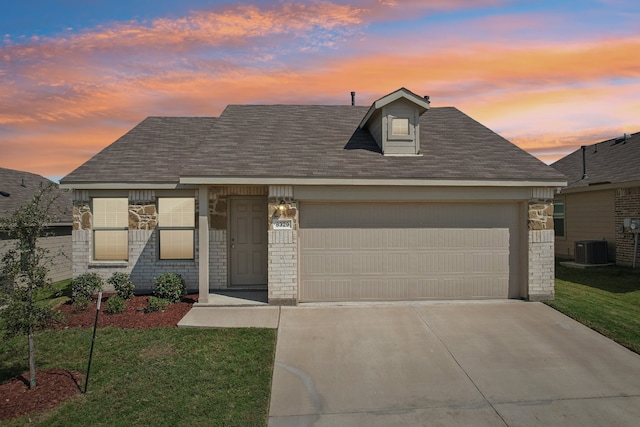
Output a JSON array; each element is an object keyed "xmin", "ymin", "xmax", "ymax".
[{"xmin": 268, "ymin": 301, "xmax": 640, "ymax": 426}]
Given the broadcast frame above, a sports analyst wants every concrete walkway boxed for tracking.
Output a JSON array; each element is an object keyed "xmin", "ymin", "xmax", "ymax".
[{"xmin": 269, "ymin": 301, "xmax": 640, "ymax": 426}]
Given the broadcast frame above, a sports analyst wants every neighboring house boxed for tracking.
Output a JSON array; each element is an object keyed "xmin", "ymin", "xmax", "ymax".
[
  {"xmin": 551, "ymin": 131, "xmax": 640, "ymax": 266},
  {"xmin": 61, "ymin": 88, "xmax": 566, "ymax": 304},
  {"xmin": 0, "ymin": 167, "xmax": 73, "ymax": 282}
]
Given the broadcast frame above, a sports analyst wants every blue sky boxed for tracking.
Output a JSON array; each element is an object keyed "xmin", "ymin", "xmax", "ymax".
[{"xmin": 1, "ymin": 0, "xmax": 639, "ymax": 180}]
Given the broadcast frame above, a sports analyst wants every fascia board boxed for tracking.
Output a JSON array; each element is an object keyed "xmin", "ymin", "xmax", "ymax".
[
  {"xmin": 59, "ymin": 182, "xmax": 194, "ymax": 190},
  {"xmin": 559, "ymin": 179, "xmax": 640, "ymax": 194},
  {"xmin": 180, "ymin": 176, "xmax": 567, "ymax": 188}
]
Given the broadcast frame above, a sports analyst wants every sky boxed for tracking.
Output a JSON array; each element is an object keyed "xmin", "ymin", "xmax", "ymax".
[{"xmin": 1, "ymin": 0, "xmax": 639, "ymax": 182}]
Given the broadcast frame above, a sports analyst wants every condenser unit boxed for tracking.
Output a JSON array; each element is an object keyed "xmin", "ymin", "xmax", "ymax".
[{"xmin": 575, "ymin": 240, "xmax": 608, "ymax": 264}]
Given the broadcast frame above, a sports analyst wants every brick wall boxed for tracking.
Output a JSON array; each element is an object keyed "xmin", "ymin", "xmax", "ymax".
[
  {"xmin": 71, "ymin": 190, "xmax": 199, "ymax": 294},
  {"xmin": 210, "ymin": 229, "xmax": 227, "ymax": 288},
  {"xmin": 528, "ymin": 197, "xmax": 555, "ymax": 301},
  {"xmin": 615, "ymin": 186, "xmax": 640, "ymax": 266},
  {"xmin": 268, "ymin": 186, "xmax": 298, "ymax": 305},
  {"xmin": 72, "ymin": 228, "xmax": 199, "ymax": 293},
  {"xmin": 268, "ymin": 229, "xmax": 298, "ymax": 305}
]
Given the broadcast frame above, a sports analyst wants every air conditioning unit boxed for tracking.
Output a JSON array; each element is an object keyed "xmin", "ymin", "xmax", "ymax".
[{"xmin": 575, "ymin": 240, "xmax": 608, "ymax": 264}]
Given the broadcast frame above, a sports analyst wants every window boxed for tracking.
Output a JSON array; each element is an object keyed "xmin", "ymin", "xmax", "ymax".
[
  {"xmin": 553, "ymin": 199, "xmax": 565, "ymax": 237},
  {"xmin": 93, "ymin": 198, "xmax": 128, "ymax": 260},
  {"xmin": 391, "ymin": 118, "xmax": 410, "ymax": 136},
  {"xmin": 158, "ymin": 198, "xmax": 195, "ymax": 260}
]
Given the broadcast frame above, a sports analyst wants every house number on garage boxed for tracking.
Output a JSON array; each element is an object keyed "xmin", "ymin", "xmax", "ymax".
[{"xmin": 273, "ymin": 219, "xmax": 293, "ymax": 230}]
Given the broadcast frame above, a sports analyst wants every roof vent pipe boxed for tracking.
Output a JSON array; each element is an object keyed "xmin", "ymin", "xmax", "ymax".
[
  {"xmin": 351, "ymin": 91, "xmax": 356, "ymax": 106},
  {"xmin": 581, "ymin": 145, "xmax": 588, "ymax": 180}
]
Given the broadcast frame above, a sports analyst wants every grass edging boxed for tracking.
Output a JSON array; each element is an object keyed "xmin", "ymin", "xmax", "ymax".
[{"xmin": 545, "ymin": 263, "xmax": 640, "ymax": 355}]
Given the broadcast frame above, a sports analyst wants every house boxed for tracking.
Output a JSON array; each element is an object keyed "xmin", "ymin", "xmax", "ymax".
[
  {"xmin": 551, "ymin": 131, "xmax": 640, "ymax": 266},
  {"xmin": 60, "ymin": 88, "xmax": 566, "ymax": 304},
  {"xmin": 0, "ymin": 167, "xmax": 73, "ymax": 282}
]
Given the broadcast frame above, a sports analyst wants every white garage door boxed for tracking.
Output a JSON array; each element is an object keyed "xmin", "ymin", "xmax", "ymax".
[{"xmin": 299, "ymin": 202, "xmax": 522, "ymax": 302}]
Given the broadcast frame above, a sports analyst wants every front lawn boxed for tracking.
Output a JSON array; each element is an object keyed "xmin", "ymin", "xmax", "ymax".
[
  {"xmin": 1, "ymin": 327, "xmax": 276, "ymax": 426},
  {"xmin": 546, "ymin": 263, "xmax": 640, "ymax": 354}
]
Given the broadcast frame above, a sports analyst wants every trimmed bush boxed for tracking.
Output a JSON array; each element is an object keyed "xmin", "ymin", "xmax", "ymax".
[
  {"xmin": 146, "ymin": 296, "xmax": 170, "ymax": 313},
  {"xmin": 107, "ymin": 272, "xmax": 135, "ymax": 300},
  {"xmin": 153, "ymin": 273, "xmax": 186, "ymax": 303},
  {"xmin": 71, "ymin": 273, "xmax": 103, "ymax": 310},
  {"xmin": 105, "ymin": 296, "xmax": 126, "ymax": 314}
]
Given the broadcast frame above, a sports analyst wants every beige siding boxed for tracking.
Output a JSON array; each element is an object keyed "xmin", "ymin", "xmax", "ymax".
[
  {"xmin": 555, "ymin": 190, "xmax": 615, "ymax": 260},
  {"xmin": 0, "ymin": 232, "xmax": 72, "ymax": 283},
  {"xmin": 299, "ymin": 202, "xmax": 522, "ymax": 302}
]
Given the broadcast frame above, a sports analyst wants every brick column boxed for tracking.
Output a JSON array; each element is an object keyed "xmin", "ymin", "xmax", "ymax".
[
  {"xmin": 268, "ymin": 186, "xmax": 298, "ymax": 305},
  {"xmin": 528, "ymin": 198, "xmax": 555, "ymax": 301}
]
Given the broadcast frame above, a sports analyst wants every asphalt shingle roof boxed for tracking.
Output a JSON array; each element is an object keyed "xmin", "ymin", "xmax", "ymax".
[
  {"xmin": 0, "ymin": 167, "xmax": 72, "ymax": 223},
  {"xmin": 552, "ymin": 132, "xmax": 640, "ymax": 190},
  {"xmin": 63, "ymin": 117, "xmax": 218, "ymax": 184},
  {"xmin": 62, "ymin": 104, "xmax": 565, "ymax": 185},
  {"xmin": 182, "ymin": 105, "xmax": 564, "ymax": 181}
]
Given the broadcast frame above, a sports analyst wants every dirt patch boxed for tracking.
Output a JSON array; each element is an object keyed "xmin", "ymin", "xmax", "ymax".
[{"xmin": 1, "ymin": 294, "xmax": 198, "ymax": 421}]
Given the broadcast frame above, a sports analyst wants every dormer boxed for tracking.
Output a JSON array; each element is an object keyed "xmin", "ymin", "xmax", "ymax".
[{"xmin": 359, "ymin": 87, "xmax": 430, "ymax": 156}]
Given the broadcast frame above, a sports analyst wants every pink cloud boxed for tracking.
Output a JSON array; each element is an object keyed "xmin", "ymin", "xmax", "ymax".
[{"xmin": 1, "ymin": 1, "xmax": 638, "ymax": 176}]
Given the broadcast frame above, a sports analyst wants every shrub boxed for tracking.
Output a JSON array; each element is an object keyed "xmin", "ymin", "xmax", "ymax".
[
  {"xmin": 153, "ymin": 273, "xmax": 186, "ymax": 303},
  {"xmin": 105, "ymin": 296, "xmax": 126, "ymax": 314},
  {"xmin": 71, "ymin": 273, "xmax": 103, "ymax": 310},
  {"xmin": 107, "ymin": 272, "xmax": 135, "ymax": 300},
  {"xmin": 146, "ymin": 296, "xmax": 170, "ymax": 313}
]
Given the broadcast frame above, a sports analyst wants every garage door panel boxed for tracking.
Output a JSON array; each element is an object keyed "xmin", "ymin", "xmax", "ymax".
[{"xmin": 299, "ymin": 202, "xmax": 520, "ymax": 302}]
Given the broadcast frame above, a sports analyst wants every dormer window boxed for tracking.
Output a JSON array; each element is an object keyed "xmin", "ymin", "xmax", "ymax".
[
  {"xmin": 359, "ymin": 87, "xmax": 430, "ymax": 156},
  {"xmin": 391, "ymin": 118, "xmax": 410, "ymax": 136},
  {"xmin": 387, "ymin": 115, "xmax": 414, "ymax": 142}
]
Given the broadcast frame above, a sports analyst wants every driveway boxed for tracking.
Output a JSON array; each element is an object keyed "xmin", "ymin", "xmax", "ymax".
[{"xmin": 268, "ymin": 301, "xmax": 640, "ymax": 426}]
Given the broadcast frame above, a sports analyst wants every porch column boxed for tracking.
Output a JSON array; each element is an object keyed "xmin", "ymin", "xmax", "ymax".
[{"xmin": 198, "ymin": 185, "xmax": 210, "ymax": 303}]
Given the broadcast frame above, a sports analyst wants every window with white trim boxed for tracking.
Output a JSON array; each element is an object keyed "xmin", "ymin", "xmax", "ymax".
[
  {"xmin": 158, "ymin": 198, "xmax": 195, "ymax": 260},
  {"xmin": 93, "ymin": 198, "xmax": 128, "ymax": 260}
]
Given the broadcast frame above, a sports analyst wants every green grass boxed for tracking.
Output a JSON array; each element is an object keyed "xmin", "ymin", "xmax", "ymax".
[
  {"xmin": 546, "ymin": 263, "xmax": 640, "ymax": 354},
  {"xmin": 1, "ymin": 327, "xmax": 277, "ymax": 426},
  {"xmin": 35, "ymin": 279, "xmax": 72, "ymax": 309}
]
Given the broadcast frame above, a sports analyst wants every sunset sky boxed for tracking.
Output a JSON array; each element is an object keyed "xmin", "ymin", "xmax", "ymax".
[{"xmin": 1, "ymin": 0, "xmax": 639, "ymax": 181}]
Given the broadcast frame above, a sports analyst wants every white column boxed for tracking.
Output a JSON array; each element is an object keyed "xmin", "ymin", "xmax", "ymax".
[{"xmin": 198, "ymin": 186, "xmax": 210, "ymax": 303}]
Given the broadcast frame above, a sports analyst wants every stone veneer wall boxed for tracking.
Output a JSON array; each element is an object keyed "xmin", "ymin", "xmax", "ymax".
[
  {"xmin": 71, "ymin": 189, "xmax": 199, "ymax": 293},
  {"xmin": 615, "ymin": 186, "xmax": 640, "ymax": 266},
  {"xmin": 528, "ymin": 194, "xmax": 555, "ymax": 301},
  {"xmin": 268, "ymin": 185, "xmax": 298, "ymax": 305}
]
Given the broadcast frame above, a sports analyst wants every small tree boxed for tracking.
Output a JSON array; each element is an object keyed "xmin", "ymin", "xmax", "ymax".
[{"xmin": 0, "ymin": 183, "xmax": 62, "ymax": 389}]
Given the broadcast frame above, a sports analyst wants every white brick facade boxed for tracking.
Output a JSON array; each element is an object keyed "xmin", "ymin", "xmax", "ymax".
[
  {"xmin": 72, "ymin": 228, "xmax": 199, "ymax": 293},
  {"xmin": 528, "ymin": 228, "xmax": 555, "ymax": 300},
  {"xmin": 267, "ymin": 229, "xmax": 298, "ymax": 305},
  {"xmin": 70, "ymin": 185, "xmax": 558, "ymax": 304}
]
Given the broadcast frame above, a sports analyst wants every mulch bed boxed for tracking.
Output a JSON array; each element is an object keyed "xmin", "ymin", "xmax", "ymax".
[
  {"xmin": 0, "ymin": 293, "xmax": 198, "ymax": 421},
  {"xmin": 0, "ymin": 369, "xmax": 83, "ymax": 421},
  {"xmin": 51, "ymin": 293, "xmax": 198, "ymax": 330}
]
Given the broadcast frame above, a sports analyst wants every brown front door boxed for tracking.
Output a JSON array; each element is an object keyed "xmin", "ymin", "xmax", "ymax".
[{"xmin": 229, "ymin": 197, "xmax": 268, "ymax": 286}]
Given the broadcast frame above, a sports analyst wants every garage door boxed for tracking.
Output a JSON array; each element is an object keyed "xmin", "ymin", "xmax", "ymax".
[{"xmin": 299, "ymin": 202, "xmax": 521, "ymax": 302}]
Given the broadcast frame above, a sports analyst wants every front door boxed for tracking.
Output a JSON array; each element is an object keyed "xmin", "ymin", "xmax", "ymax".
[{"xmin": 229, "ymin": 197, "xmax": 268, "ymax": 286}]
